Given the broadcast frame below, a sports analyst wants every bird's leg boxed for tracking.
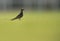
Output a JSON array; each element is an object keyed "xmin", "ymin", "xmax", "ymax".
[{"xmin": 19, "ymin": 18, "xmax": 21, "ymax": 20}]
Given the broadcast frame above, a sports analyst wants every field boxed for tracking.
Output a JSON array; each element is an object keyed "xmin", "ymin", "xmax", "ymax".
[{"xmin": 0, "ymin": 10, "xmax": 60, "ymax": 41}]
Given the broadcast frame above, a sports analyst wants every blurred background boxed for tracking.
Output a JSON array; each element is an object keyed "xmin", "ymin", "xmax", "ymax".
[
  {"xmin": 0, "ymin": 0, "xmax": 60, "ymax": 41},
  {"xmin": 0, "ymin": 0, "xmax": 60, "ymax": 10}
]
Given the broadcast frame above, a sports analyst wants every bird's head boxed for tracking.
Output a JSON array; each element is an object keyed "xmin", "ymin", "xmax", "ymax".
[{"xmin": 21, "ymin": 8, "xmax": 24, "ymax": 11}]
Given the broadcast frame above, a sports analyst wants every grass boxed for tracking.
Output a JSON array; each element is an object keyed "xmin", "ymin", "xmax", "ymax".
[{"xmin": 0, "ymin": 10, "xmax": 60, "ymax": 41}]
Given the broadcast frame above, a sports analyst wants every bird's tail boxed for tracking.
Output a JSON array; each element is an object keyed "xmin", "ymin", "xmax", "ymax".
[{"xmin": 11, "ymin": 17, "xmax": 17, "ymax": 21}]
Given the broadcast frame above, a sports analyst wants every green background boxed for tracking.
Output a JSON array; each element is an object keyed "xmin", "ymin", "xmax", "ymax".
[{"xmin": 0, "ymin": 10, "xmax": 60, "ymax": 41}]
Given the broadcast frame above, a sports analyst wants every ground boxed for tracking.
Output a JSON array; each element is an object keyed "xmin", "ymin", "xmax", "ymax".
[{"xmin": 0, "ymin": 10, "xmax": 60, "ymax": 41}]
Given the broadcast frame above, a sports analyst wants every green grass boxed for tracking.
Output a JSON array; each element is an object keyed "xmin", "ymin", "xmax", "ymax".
[{"xmin": 0, "ymin": 10, "xmax": 60, "ymax": 41}]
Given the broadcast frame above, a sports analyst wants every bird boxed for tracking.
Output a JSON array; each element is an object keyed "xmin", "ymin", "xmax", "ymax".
[{"xmin": 11, "ymin": 8, "xmax": 24, "ymax": 21}]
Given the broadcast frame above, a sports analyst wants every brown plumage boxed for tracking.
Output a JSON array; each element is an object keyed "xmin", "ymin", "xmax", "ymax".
[{"xmin": 11, "ymin": 8, "xmax": 24, "ymax": 21}]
